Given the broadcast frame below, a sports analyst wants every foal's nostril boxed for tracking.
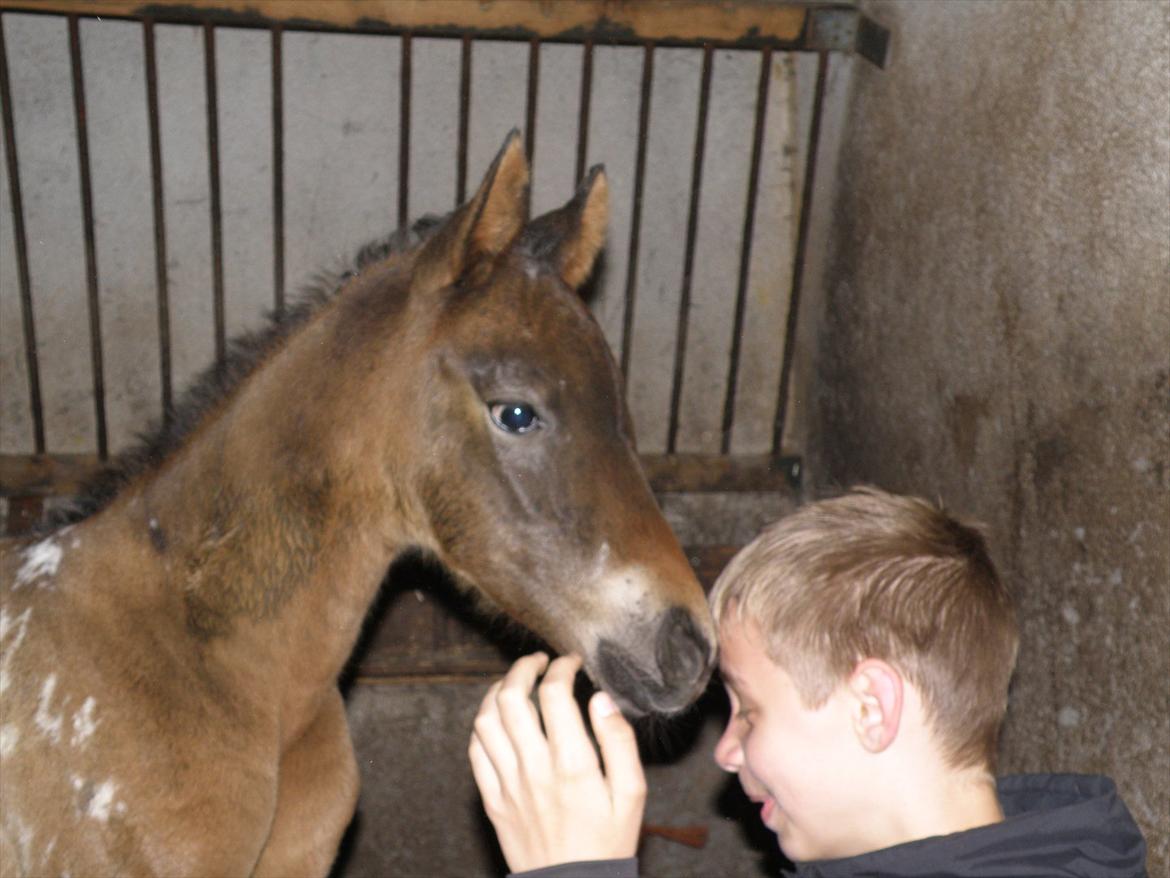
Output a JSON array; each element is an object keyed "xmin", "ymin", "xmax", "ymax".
[{"xmin": 655, "ymin": 606, "xmax": 712, "ymax": 690}]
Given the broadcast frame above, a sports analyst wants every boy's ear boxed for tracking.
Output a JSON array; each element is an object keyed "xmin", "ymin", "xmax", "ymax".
[{"xmin": 847, "ymin": 659, "xmax": 903, "ymax": 753}]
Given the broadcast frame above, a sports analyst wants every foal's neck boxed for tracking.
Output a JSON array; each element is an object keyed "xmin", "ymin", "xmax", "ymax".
[{"xmin": 117, "ymin": 298, "xmax": 416, "ymax": 731}]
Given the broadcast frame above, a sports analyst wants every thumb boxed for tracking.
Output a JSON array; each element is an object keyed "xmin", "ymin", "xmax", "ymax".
[{"xmin": 589, "ymin": 692, "xmax": 647, "ymax": 807}]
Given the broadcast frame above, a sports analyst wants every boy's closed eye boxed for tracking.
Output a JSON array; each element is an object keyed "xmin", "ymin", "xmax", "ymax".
[{"xmin": 725, "ymin": 687, "xmax": 755, "ymax": 724}]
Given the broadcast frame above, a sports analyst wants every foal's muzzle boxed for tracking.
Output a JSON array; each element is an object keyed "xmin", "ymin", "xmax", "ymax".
[{"xmin": 596, "ymin": 606, "xmax": 714, "ymax": 716}]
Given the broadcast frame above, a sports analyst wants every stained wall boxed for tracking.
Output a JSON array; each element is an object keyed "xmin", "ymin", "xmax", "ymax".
[{"xmin": 799, "ymin": 2, "xmax": 1169, "ymax": 872}]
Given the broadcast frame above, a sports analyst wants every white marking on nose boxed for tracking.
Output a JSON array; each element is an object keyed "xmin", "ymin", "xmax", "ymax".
[
  {"xmin": 34, "ymin": 674, "xmax": 64, "ymax": 744},
  {"xmin": 15, "ymin": 536, "xmax": 64, "ymax": 588},
  {"xmin": 71, "ymin": 696, "xmax": 98, "ymax": 747},
  {"xmin": 0, "ymin": 607, "xmax": 33, "ymax": 696}
]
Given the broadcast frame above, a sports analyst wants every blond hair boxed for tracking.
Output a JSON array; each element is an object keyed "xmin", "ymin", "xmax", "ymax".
[{"xmin": 710, "ymin": 486, "xmax": 1018, "ymax": 771}]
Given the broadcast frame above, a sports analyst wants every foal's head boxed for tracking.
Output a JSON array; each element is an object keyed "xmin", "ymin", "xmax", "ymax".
[{"xmin": 342, "ymin": 132, "xmax": 714, "ymax": 715}]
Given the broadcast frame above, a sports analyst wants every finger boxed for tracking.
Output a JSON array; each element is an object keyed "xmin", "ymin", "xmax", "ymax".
[
  {"xmin": 495, "ymin": 653, "xmax": 553, "ymax": 775},
  {"xmin": 590, "ymin": 691, "xmax": 647, "ymax": 808},
  {"xmin": 473, "ymin": 680, "xmax": 520, "ymax": 785},
  {"xmin": 537, "ymin": 656, "xmax": 599, "ymax": 777},
  {"xmin": 468, "ymin": 732, "xmax": 502, "ymax": 808}
]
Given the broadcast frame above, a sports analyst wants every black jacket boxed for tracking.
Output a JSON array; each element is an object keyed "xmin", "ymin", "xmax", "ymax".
[{"xmin": 509, "ymin": 774, "xmax": 1147, "ymax": 878}]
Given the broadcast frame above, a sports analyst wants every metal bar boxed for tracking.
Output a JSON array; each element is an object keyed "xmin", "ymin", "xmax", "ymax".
[
  {"xmin": 203, "ymin": 21, "xmax": 226, "ymax": 368},
  {"xmin": 455, "ymin": 34, "xmax": 470, "ymax": 206},
  {"xmin": 397, "ymin": 30, "xmax": 411, "ymax": 228},
  {"xmin": 807, "ymin": 6, "xmax": 889, "ymax": 68},
  {"xmin": 68, "ymin": 15, "xmax": 108, "ymax": 458},
  {"xmin": 0, "ymin": 15, "xmax": 45, "ymax": 453},
  {"xmin": 721, "ymin": 47, "xmax": 772, "ymax": 455},
  {"xmin": 666, "ymin": 43, "xmax": 713, "ymax": 455},
  {"xmin": 271, "ymin": 23, "xmax": 284, "ymax": 317},
  {"xmin": 574, "ymin": 38, "xmax": 592, "ymax": 186},
  {"xmin": 773, "ymin": 51, "xmax": 829, "ymax": 455},
  {"xmin": 618, "ymin": 41, "xmax": 653, "ymax": 386},
  {"xmin": 524, "ymin": 36, "xmax": 538, "ymax": 165},
  {"xmin": 143, "ymin": 18, "xmax": 173, "ymax": 422}
]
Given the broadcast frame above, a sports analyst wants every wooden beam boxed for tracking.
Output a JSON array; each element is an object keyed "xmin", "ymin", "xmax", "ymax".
[
  {"xmin": 351, "ymin": 544, "xmax": 741, "ymax": 679},
  {"xmin": 1, "ymin": 452, "xmax": 799, "ymax": 498},
  {"xmin": 0, "ymin": 453, "xmax": 101, "ymax": 497},
  {"xmin": 0, "ymin": 452, "xmax": 747, "ymax": 678},
  {"xmin": 641, "ymin": 452, "xmax": 801, "ymax": 493},
  {"xmin": 0, "ymin": 0, "xmax": 813, "ymax": 48}
]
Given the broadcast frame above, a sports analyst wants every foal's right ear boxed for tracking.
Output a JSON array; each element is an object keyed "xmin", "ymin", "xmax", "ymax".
[{"xmin": 414, "ymin": 130, "xmax": 529, "ymax": 291}]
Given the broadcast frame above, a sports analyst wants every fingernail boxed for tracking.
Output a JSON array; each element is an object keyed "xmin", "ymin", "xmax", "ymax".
[{"xmin": 594, "ymin": 692, "xmax": 618, "ymax": 717}]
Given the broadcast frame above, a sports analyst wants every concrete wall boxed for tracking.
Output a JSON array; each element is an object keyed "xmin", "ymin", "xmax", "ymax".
[{"xmin": 803, "ymin": 1, "xmax": 1169, "ymax": 873}]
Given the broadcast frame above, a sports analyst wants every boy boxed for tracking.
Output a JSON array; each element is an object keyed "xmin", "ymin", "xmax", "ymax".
[{"xmin": 469, "ymin": 487, "xmax": 1147, "ymax": 877}]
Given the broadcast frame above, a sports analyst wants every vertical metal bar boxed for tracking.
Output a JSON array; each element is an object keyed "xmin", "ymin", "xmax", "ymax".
[
  {"xmin": 456, "ymin": 34, "xmax": 471, "ymax": 207},
  {"xmin": 203, "ymin": 21, "xmax": 225, "ymax": 369},
  {"xmin": 619, "ymin": 42, "xmax": 654, "ymax": 387},
  {"xmin": 773, "ymin": 51, "xmax": 829, "ymax": 456},
  {"xmin": 271, "ymin": 24, "xmax": 285, "ymax": 318},
  {"xmin": 398, "ymin": 31, "xmax": 411, "ymax": 229},
  {"xmin": 0, "ymin": 15, "xmax": 45, "ymax": 453},
  {"xmin": 143, "ymin": 18, "xmax": 173, "ymax": 423},
  {"xmin": 721, "ymin": 47, "xmax": 772, "ymax": 455},
  {"xmin": 666, "ymin": 44, "xmax": 714, "ymax": 455},
  {"xmin": 524, "ymin": 37, "xmax": 539, "ymax": 166},
  {"xmin": 68, "ymin": 16, "xmax": 108, "ymax": 459},
  {"xmin": 574, "ymin": 39, "xmax": 593, "ymax": 186}
]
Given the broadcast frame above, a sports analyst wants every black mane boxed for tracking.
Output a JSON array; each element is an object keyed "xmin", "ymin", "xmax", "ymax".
[{"xmin": 57, "ymin": 215, "xmax": 445, "ymax": 525}]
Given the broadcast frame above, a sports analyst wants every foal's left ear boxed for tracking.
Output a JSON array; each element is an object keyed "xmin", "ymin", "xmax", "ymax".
[
  {"xmin": 522, "ymin": 165, "xmax": 609, "ymax": 290},
  {"xmin": 414, "ymin": 129, "xmax": 530, "ymax": 291}
]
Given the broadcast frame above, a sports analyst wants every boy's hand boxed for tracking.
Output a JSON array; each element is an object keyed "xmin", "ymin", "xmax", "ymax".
[{"xmin": 469, "ymin": 653, "xmax": 647, "ymax": 872}]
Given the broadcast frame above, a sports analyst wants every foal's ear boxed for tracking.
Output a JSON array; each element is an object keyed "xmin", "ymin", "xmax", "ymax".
[
  {"xmin": 415, "ymin": 129, "xmax": 529, "ymax": 289},
  {"xmin": 523, "ymin": 165, "xmax": 609, "ymax": 291}
]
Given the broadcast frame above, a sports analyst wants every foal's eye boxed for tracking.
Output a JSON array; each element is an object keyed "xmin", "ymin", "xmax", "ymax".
[{"xmin": 489, "ymin": 402, "xmax": 542, "ymax": 435}]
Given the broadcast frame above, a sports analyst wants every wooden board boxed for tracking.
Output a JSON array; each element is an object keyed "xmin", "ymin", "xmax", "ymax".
[
  {"xmin": 1, "ymin": 1, "xmax": 811, "ymax": 47},
  {"xmin": 349, "ymin": 544, "xmax": 741, "ymax": 680},
  {"xmin": 0, "ymin": 451, "xmax": 799, "ymax": 497}
]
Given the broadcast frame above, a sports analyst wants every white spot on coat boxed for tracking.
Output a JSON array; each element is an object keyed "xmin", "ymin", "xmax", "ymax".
[
  {"xmin": 4, "ymin": 813, "xmax": 34, "ymax": 874},
  {"xmin": 71, "ymin": 696, "xmax": 98, "ymax": 746},
  {"xmin": 15, "ymin": 536, "xmax": 64, "ymax": 588},
  {"xmin": 34, "ymin": 674, "xmax": 64, "ymax": 743},
  {"xmin": 0, "ymin": 607, "xmax": 33, "ymax": 696},
  {"xmin": 0, "ymin": 606, "xmax": 31, "ymax": 641},
  {"xmin": 87, "ymin": 780, "xmax": 119, "ymax": 823},
  {"xmin": 0, "ymin": 723, "xmax": 19, "ymax": 756}
]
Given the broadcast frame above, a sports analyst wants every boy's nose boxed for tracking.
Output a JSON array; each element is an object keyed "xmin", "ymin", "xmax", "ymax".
[{"xmin": 713, "ymin": 722, "xmax": 742, "ymax": 773}]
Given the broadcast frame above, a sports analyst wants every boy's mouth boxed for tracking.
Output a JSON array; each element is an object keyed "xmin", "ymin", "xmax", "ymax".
[{"xmin": 760, "ymin": 796, "xmax": 776, "ymax": 826}]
